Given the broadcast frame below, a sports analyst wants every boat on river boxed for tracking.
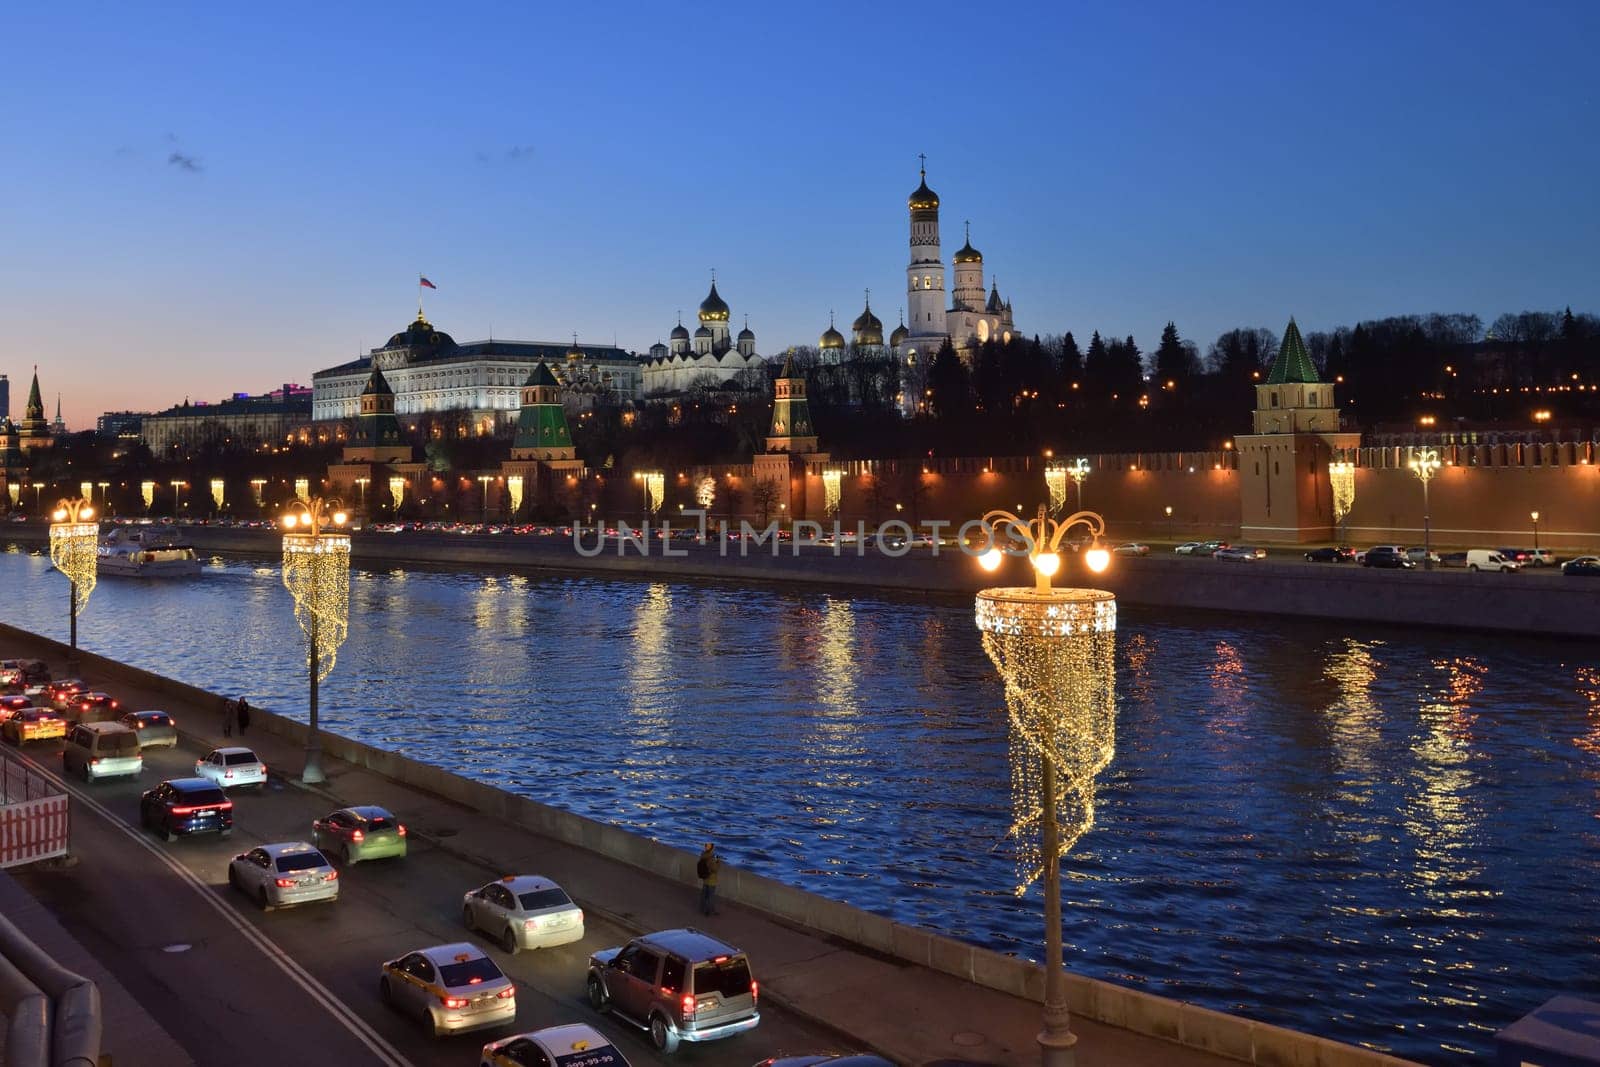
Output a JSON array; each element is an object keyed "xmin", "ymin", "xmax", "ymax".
[{"xmin": 96, "ymin": 526, "xmax": 203, "ymax": 578}]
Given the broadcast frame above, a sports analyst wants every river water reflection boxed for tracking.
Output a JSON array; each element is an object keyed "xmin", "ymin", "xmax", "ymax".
[{"xmin": 3, "ymin": 545, "xmax": 1597, "ymax": 1062}]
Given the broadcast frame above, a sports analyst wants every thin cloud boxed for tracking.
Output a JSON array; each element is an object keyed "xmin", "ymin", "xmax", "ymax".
[{"xmin": 167, "ymin": 152, "xmax": 203, "ymax": 173}]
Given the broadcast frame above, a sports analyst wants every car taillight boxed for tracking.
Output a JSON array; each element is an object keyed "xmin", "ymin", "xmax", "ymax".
[
  {"xmin": 225, "ymin": 770, "xmax": 234, "ymax": 778},
  {"xmin": 496, "ymin": 987, "xmax": 514, "ymax": 1000},
  {"xmin": 397, "ymin": 824, "xmax": 406, "ymax": 837},
  {"xmin": 169, "ymin": 805, "xmax": 195, "ymax": 816},
  {"xmin": 325, "ymin": 870, "xmax": 338, "ymax": 881},
  {"xmin": 751, "ymin": 979, "xmax": 759, "ymax": 1004},
  {"xmin": 681, "ymin": 993, "xmax": 697, "ymax": 1019},
  {"xmin": 441, "ymin": 995, "xmax": 468, "ymax": 1009},
  {"xmin": 90, "ymin": 757, "xmax": 100, "ymax": 764},
  {"xmin": 219, "ymin": 801, "xmax": 233, "ymax": 811},
  {"xmin": 275, "ymin": 878, "xmax": 294, "ymax": 887},
  {"xmin": 525, "ymin": 918, "xmax": 538, "ymax": 929},
  {"xmin": 350, "ymin": 829, "xmax": 364, "ymax": 842}
]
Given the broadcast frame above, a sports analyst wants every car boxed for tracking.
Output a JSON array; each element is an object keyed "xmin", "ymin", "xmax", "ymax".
[
  {"xmin": 1173, "ymin": 542, "xmax": 1203, "ymax": 555},
  {"xmin": 0, "ymin": 660, "xmax": 45, "ymax": 689},
  {"xmin": 1403, "ymin": 547, "xmax": 1441, "ymax": 567},
  {"xmin": 757, "ymin": 1057, "xmax": 894, "ymax": 1067},
  {"xmin": 1438, "ymin": 551, "xmax": 1469, "ymax": 568},
  {"xmin": 228, "ymin": 842, "xmax": 339, "ymax": 911},
  {"xmin": 45, "ymin": 679, "xmax": 89, "ymax": 708},
  {"xmin": 1495, "ymin": 547, "xmax": 1534, "ymax": 566},
  {"xmin": 380, "ymin": 943, "xmax": 517, "ymax": 1037},
  {"xmin": 312, "ymin": 805, "xmax": 408, "ymax": 865},
  {"xmin": 1519, "ymin": 548, "xmax": 1555, "ymax": 567},
  {"xmin": 1360, "ymin": 546, "xmax": 1415, "ymax": 569},
  {"xmin": 1196, "ymin": 539, "xmax": 1230, "ymax": 555},
  {"xmin": 481, "ymin": 1023, "xmax": 630, "ymax": 1067},
  {"xmin": 587, "ymin": 929, "xmax": 760, "ymax": 1054},
  {"xmin": 194, "ymin": 746, "xmax": 267, "ymax": 790},
  {"xmin": 1112, "ymin": 542, "xmax": 1150, "ymax": 556},
  {"xmin": 2, "ymin": 708, "xmax": 66, "ymax": 745},
  {"xmin": 119, "ymin": 710, "xmax": 178, "ymax": 749},
  {"xmin": 0, "ymin": 694, "xmax": 33, "ymax": 720},
  {"xmin": 62, "ymin": 721, "xmax": 143, "ymax": 782},
  {"xmin": 139, "ymin": 777, "xmax": 234, "ymax": 841},
  {"xmin": 62, "ymin": 692, "xmax": 120, "ymax": 724},
  {"xmin": 1561, "ymin": 555, "xmax": 1600, "ymax": 577},
  {"xmin": 463, "ymin": 875, "xmax": 584, "ymax": 954},
  {"xmin": 1215, "ymin": 545, "xmax": 1266, "ymax": 561},
  {"xmin": 1467, "ymin": 549, "xmax": 1521, "ymax": 572},
  {"xmin": 1303, "ymin": 546, "xmax": 1355, "ymax": 562}
]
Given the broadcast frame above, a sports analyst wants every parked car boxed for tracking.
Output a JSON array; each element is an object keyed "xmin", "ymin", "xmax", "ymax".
[
  {"xmin": 1196, "ymin": 539, "xmax": 1230, "ymax": 555},
  {"xmin": 1403, "ymin": 548, "xmax": 1441, "ymax": 567},
  {"xmin": 1112, "ymin": 542, "xmax": 1150, "ymax": 556},
  {"xmin": 1495, "ymin": 547, "xmax": 1534, "ymax": 566},
  {"xmin": 139, "ymin": 778, "xmax": 234, "ymax": 841},
  {"xmin": 119, "ymin": 710, "xmax": 178, "ymax": 749},
  {"xmin": 1519, "ymin": 548, "xmax": 1555, "ymax": 567},
  {"xmin": 1173, "ymin": 542, "xmax": 1203, "ymax": 555},
  {"xmin": 588, "ymin": 929, "xmax": 760, "ymax": 1053},
  {"xmin": 481, "ymin": 1024, "xmax": 630, "ymax": 1067},
  {"xmin": 312, "ymin": 806, "xmax": 408, "ymax": 865},
  {"xmin": 2, "ymin": 708, "xmax": 66, "ymax": 745},
  {"xmin": 61, "ymin": 721, "xmax": 143, "ymax": 782},
  {"xmin": 1438, "ymin": 551, "xmax": 1469, "ymax": 568},
  {"xmin": 194, "ymin": 746, "xmax": 267, "ymax": 790},
  {"xmin": 1467, "ymin": 549, "xmax": 1521, "ymax": 572},
  {"xmin": 228, "ymin": 842, "xmax": 339, "ymax": 911},
  {"xmin": 463, "ymin": 875, "xmax": 584, "ymax": 954},
  {"xmin": 1361, "ymin": 546, "xmax": 1415, "ymax": 569},
  {"xmin": 1561, "ymin": 555, "xmax": 1600, "ymax": 577},
  {"xmin": 1303, "ymin": 546, "xmax": 1355, "ymax": 562},
  {"xmin": 1215, "ymin": 545, "xmax": 1266, "ymax": 561},
  {"xmin": 380, "ymin": 943, "xmax": 517, "ymax": 1037}
]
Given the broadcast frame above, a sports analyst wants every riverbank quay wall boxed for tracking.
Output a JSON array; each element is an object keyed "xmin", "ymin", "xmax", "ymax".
[
  {"xmin": 6, "ymin": 524, "xmax": 1597, "ymax": 638},
  {"xmin": 0, "ymin": 621, "xmax": 1421, "ymax": 1067}
]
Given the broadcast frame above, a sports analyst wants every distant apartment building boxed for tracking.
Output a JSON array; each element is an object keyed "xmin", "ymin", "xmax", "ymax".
[
  {"xmin": 0, "ymin": 373, "xmax": 8, "ymax": 421},
  {"xmin": 96, "ymin": 411, "xmax": 147, "ymax": 439},
  {"xmin": 140, "ymin": 385, "xmax": 313, "ymax": 456}
]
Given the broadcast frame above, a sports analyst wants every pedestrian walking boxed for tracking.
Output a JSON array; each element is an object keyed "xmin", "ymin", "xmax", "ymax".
[
  {"xmin": 222, "ymin": 696, "xmax": 234, "ymax": 737},
  {"xmin": 696, "ymin": 842, "xmax": 721, "ymax": 916},
  {"xmin": 236, "ymin": 698, "xmax": 251, "ymax": 736}
]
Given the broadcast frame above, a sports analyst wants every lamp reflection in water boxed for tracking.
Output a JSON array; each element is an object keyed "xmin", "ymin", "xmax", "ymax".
[
  {"xmin": 974, "ymin": 504, "xmax": 1114, "ymax": 1067},
  {"xmin": 280, "ymin": 497, "xmax": 350, "ymax": 785},
  {"xmin": 49, "ymin": 497, "xmax": 98, "ymax": 665}
]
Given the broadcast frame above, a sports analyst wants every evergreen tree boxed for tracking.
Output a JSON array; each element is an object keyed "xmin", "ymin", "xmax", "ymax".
[
  {"xmin": 1083, "ymin": 330, "xmax": 1110, "ymax": 402},
  {"xmin": 1154, "ymin": 321, "xmax": 1199, "ymax": 389},
  {"xmin": 927, "ymin": 339, "xmax": 971, "ymax": 421},
  {"xmin": 1112, "ymin": 334, "xmax": 1145, "ymax": 402},
  {"xmin": 1058, "ymin": 331, "xmax": 1083, "ymax": 388}
]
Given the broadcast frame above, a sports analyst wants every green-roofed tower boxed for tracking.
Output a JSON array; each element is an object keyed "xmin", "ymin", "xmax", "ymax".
[
  {"xmin": 17, "ymin": 366, "xmax": 52, "ymax": 452},
  {"xmin": 1265, "ymin": 317, "xmax": 1319, "ymax": 384},
  {"xmin": 342, "ymin": 363, "xmax": 412, "ymax": 463},
  {"xmin": 765, "ymin": 351, "xmax": 817, "ymax": 453},
  {"xmin": 511, "ymin": 363, "xmax": 576, "ymax": 461}
]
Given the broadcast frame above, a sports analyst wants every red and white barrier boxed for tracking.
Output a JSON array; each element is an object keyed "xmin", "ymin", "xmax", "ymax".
[{"xmin": 0, "ymin": 794, "xmax": 69, "ymax": 868}]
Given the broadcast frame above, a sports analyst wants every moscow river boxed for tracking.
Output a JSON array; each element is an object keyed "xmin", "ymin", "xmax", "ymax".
[{"xmin": 3, "ymin": 545, "xmax": 1598, "ymax": 1062}]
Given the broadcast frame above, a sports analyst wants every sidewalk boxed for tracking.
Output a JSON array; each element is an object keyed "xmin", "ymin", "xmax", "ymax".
[{"xmin": 13, "ymin": 638, "xmax": 1246, "ymax": 1067}]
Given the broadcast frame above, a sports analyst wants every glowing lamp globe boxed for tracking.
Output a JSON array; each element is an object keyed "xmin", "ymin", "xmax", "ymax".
[
  {"xmin": 1085, "ymin": 547, "xmax": 1110, "ymax": 573},
  {"xmin": 979, "ymin": 548, "xmax": 1004, "ymax": 572},
  {"xmin": 1034, "ymin": 552, "xmax": 1061, "ymax": 578}
]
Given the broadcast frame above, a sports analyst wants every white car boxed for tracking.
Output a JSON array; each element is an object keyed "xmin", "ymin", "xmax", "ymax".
[
  {"xmin": 228, "ymin": 842, "xmax": 339, "ymax": 910},
  {"xmin": 481, "ymin": 1024, "xmax": 629, "ymax": 1067},
  {"xmin": 1173, "ymin": 542, "xmax": 1202, "ymax": 555},
  {"xmin": 463, "ymin": 875, "xmax": 585, "ymax": 953},
  {"xmin": 381, "ymin": 943, "xmax": 517, "ymax": 1037},
  {"xmin": 194, "ymin": 746, "xmax": 267, "ymax": 790}
]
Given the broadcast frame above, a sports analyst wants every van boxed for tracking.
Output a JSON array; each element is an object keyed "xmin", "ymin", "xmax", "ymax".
[
  {"xmin": 1466, "ymin": 549, "xmax": 1520, "ymax": 573},
  {"xmin": 62, "ymin": 722, "xmax": 144, "ymax": 782}
]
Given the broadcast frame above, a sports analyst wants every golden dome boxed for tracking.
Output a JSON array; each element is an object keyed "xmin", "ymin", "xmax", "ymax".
[
  {"xmin": 819, "ymin": 321, "xmax": 845, "ymax": 349},
  {"xmin": 698, "ymin": 281, "xmax": 731, "ymax": 323},
  {"xmin": 908, "ymin": 171, "xmax": 939, "ymax": 211},
  {"xmin": 852, "ymin": 300, "xmax": 883, "ymax": 345},
  {"xmin": 953, "ymin": 239, "xmax": 982, "ymax": 264}
]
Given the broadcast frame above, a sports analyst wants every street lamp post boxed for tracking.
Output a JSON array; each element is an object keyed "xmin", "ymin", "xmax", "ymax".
[
  {"xmin": 280, "ymin": 498, "xmax": 351, "ymax": 785},
  {"xmin": 1531, "ymin": 510, "xmax": 1540, "ymax": 552},
  {"xmin": 1164, "ymin": 504, "xmax": 1173, "ymax": 543},
  {"xmin": 49, "ymin": 498, "xmax": 99, "ymax": 668},
  {"xmin": 355, "ymin": 477, "xmax": 369, "ymax": 515},
  {"xmin": 1407, "ymin": 448, "xmax": 1441, "ymax": 569},
  {"xmin": 477, "ymin": 475, "xmax": 492, "ymax": 527},
  {"xmin": 32, "ymin": 483, "xmax": 44, "ymax": 512},
  {"xmin": 171, "ymin": 480, "xmax": 186, "ymax": 516},
  {"xmin": 96, "ymin": 482, "xmax": 110, "ymax": 515},
  {"xmin": 976, "ymin": 505, "xmax": 1116, "ymax": 1067},
  {"xmin": 1067, "ymin": 458, "xmax": 1090, "ymax": 512}
]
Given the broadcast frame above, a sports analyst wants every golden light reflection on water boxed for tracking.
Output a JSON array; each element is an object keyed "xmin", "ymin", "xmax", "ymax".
[
  {"xmin": 817, "ymin": 597, "xmax": 860, "ymax": 720},
  {"xmin": 1574, "ymin": 667, "xmax": 1600, "ymax": 759},
  {"xmin": 1324, "ymin": 638, "xmax": 1383, "ymax": 777},
  {"xmin": 627, "ymin": 584, "xmax": 673, "ymax": 735},
  {"xmin": 1405, "ymin": 656, "xmax": 1489, "ymax": 892},
  {"xmin": 1207, "ymin": 640, "xmax": 1248, "ymax": 734}
]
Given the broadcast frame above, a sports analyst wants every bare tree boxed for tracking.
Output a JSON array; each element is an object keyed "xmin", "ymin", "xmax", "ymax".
[{"xmin": 751, "ymin": 479, "xmax": 781, "ymax": 526}]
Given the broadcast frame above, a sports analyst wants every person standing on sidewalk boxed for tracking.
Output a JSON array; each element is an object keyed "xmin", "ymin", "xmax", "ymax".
[
  {"xmin": 696, "ymin": 842, "xmax": 721, "ymax": 916},
  {"xmin": 236, "ymin": 698, "xmax": 251, "ymax": 735},
  {"xmin": 222, "ymin": 696, "xmax": 234, "ymax": 738}
]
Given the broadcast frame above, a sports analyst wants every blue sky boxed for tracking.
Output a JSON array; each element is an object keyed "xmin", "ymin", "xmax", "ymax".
[{"xmin": 3, "ymin": 1, "xmax": 1597, "ymax": 428}]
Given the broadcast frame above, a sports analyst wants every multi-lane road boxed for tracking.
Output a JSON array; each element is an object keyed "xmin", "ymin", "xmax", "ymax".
[{"xmin": 8, "ymin": 737, "xmax": 842, "ymax": 1067}]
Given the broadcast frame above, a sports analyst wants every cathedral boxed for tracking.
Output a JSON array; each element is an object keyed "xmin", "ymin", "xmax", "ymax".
[
  {"xmin": 894, "ymin": 163, "xmax": 1017, "ymax": 370},
  {"xmin": 644, "ymin": 280, "xmax": 766, "ymax": 396}
]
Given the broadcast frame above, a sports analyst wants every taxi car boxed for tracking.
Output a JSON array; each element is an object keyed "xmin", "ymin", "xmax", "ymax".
[
  {"xmin": 463, "ymin": 875, "xmax": 584, "ymax": 954},
  {"xmin": 380, "ymin": 942, "xmax": 516, "ymax": 1037},
  {"xmin": 194, "ymin": 747, "xmax": 267, "ymax": 790},
  {"xmin": 228, "ymin": 842, "xmax": 339, "ymax": 910},
  {"xmin": 311, "ymin": 805, "xmax": 408, "ymax": 865},
  {"xmin": 2, "ymin": 708, "xmax": 66, "ymax": 745},
  {"xmin": 119, "ymin": 710, "xmax": 178, "ymax": 748},
  {"xmin": 481, "ymin": 1024, "xmax": 630, "ymax": 1067}
]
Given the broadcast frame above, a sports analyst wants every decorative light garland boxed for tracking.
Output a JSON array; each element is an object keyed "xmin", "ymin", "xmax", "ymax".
[
  {"xmin": 389, "ymin": 476, "xmax": 405, "ymax": 510},
  {"xmin": 696, "ymin": 475, "xmax": 716, "ymax": 509},
  {"xmin": 281, "ymin": 498, "xmax": 350, "ymax": 682},
  {"xmin": 1329, "ymin": 461, "xmax": 1355, "ymax": 524},
  {"xmin": 6, "ymin": 485, "xmax": 18, "ymax": 507},
  {"xmin": 506, "ymin": 475, "xmax": 524, "ymax": 514},
  {"xmin": 141, "ymin": 481, "xmax": 155, "ymax": 510},
  {"xmin": 79, "ymin": 481, "xmax": 93, "ymax": 502},
  {"xmin": 294, "ymin": 478, "xmax": 310, "ymax": 503},
  {"xmin": 822, "ymin": 468, "xmax": 842, "ymax": 516},
  {"xmin": 210, "ymin": 478, "xmax": 226, "ymax": 511},
  {"xmin": 644, "ymin": 471, "xmax": 664, "ymax": 514},
  {"xmin": 49, "ymin": 498, "xmax": 98, "ymax": 615},
  {"xmin": 1043, "ymin": 465, "xmax": 1068, "ymax": 515}
]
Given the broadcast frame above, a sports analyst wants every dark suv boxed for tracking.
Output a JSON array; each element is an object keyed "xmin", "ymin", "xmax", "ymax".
[
  {"xmin": 140, "ymin": 777, "xmax": 234, "ymax": 841},
  {"xmin": 1361, "ymin": 545, "xmax": 1415, "ymax": 570},
  {"xmin": 587, "ymin": 929, "xmax": 759, "ymax": 1053}
]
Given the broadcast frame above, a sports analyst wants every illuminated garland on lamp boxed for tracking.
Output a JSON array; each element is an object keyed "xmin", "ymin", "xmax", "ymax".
[
  {"xmin": 251, "ymin": 479, "xmax": 266, "ymax": 507},
  {"xmin": 211, "ymin": 478, "xmax": 226, "ymax": 511},
  {"xmin": 645, "ymin": 472, "xmax": 665, "ymax": 515},
  {"xmin": 1043, "ymin": 465, "xmax": 1068, "ymax": 515},
  {"xmin": 822, "ymin": 468, "xmax": 842, "ymax": 517},
  {"xmin": 294, "ymin": 478, "xmax": 311, "ymax": 504},
  {"xmin": 280, "ymin": 497, "xmax": 350, "ymax": 785},
  {"xmin": 696, "ymin": 475, "xmax": 716, "ymax": 509},
  {"xmin": 49, "ymin": 498, "xmax": 99, "ymax": 617},
  {"xmin": 79, "ymin": 481, "xmax": 93, "ymax": 502},
  {"xmin": 141, "ymin": 481, "xmax": 155, "ymax": 510},
  {"xmin": 974, "ymin": 503, "xmax": 1115, "ymax": 1066},
  {"xmin": 7, "ymin": 485, "xmax": 18, "ymax": 507},
  {"xmin": 1329, "ymin": 461, "xmax": 1355, "ymax": 527},
  {"xmin": 389, "ymin": 476, "xmax": 405, "ymax": 511},
  {"xmin": 506, "ymin": 475, "xmax": 524, "ymax": 514}
]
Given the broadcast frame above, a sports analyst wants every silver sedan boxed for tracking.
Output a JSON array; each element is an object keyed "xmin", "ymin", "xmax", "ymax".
[
  {"xmin": 463, "ymin": 875, "xmax": 585, "ymax": 953},
  {"xmin": 228, "ymin": 842, "xmax": 339, "ymax": 910}
]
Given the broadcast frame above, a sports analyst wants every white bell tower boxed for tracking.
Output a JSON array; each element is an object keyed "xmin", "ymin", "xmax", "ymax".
[{"xmin": 905, "ymin": 156, "xmax": 946, "ymax": 341}]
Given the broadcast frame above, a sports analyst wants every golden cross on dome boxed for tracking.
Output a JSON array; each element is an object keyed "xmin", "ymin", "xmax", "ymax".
[{"xmin": 918, "ymin": 152, "xmax": 926, "ymax": 175}]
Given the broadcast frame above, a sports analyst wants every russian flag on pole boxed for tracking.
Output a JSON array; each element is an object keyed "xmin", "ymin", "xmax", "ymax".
[{"xmin": 419, "ymin": 276, "xmax": 437, "ymax": 289}]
